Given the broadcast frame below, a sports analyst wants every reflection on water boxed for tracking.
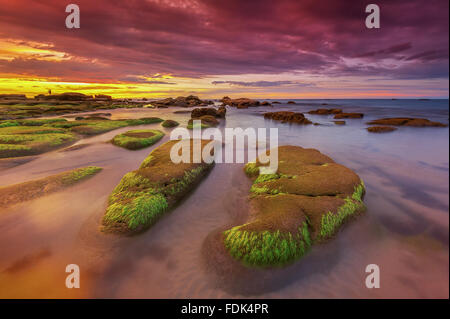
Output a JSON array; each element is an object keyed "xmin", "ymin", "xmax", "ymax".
[{"xmin": 0, "ymin": 100, "xmax": 448, "ymax": 298}]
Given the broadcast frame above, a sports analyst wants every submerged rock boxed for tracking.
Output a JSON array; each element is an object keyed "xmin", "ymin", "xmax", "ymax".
[
  {"xmin": 308, "ymin": 108, "xmax": 343, "ymax": 115},
  {"xmin": 222, "ymin": 145, "xmax": 366, "ymax": 267},
  {"xmin": 101, "ymin": 139, "xmax": 215, "ymax": 234},
  {"xmin": 367, "ymin": 117, "xmax": 447, "ymax": 127},
  {"xmin": 334, "ymin": 113, "xmax": 364, "ymax": 119},
  {"xmin": 263, "ymin": 111, "xmax": 312, "ymax": 125},
  {"xmin": 161, "ymin": 119, "xmax": 180, "ymax": 128},
  {"xmin": 111, "ymin": 129, "xmax": 164, "ymax": 150},
  {"xmin": 333, "ymin": 121, "xmax": 346, "ymax": 125},
  {"xmin": 188, "ymin": 115, "xmax": 219, "ymax": 129},
  {"xmin": 0, "ymin": 117, "xmax": 164, "ymax": 158},
  {"xmin": 0, "ymin": 166, "xmax": 102, "ymax": 209},
  {"xmin": 367, "ymin": 126, "xmax": 397, "ymax": 133}
]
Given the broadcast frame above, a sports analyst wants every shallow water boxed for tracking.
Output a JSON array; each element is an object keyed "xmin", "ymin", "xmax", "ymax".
[{"xmin": 0, "ymin": 100, "xmax": 448, "ymax": 298}]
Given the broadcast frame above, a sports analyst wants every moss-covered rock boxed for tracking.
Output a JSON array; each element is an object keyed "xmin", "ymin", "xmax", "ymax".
[
  {"xmin": 101, "ymin": 139, "xmax": 215, "ymax": 234},
  {"xmin": 0, "ymin": 124, "xmax": 77, "ymax": 158},
  {"xmin": 0, "ymin": 117, "xmax": 164, "ymax": 158},
  {"xmin": 223, "ymin": 145, "xmax": 365, "ymax": 267},
  {"xmin": 111, "ymin": 129, "xmax": 164, "ymax": 150},
  {"xmin": 187, "ymin": 115, "xmax": 219, "ymax": 129},
  {"xmin": 161, "ymin": 119, "xmax": 180, "ymax": 128},
  {"xmin": 0, "ymin": 166, "xmax": 102, "ymax": 209}
]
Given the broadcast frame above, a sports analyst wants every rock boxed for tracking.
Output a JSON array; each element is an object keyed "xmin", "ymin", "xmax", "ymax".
[
  {"xmin": 150, "ymin": 95, "xmax": 209, "ymax": 108},
  {"xmin": 333, "ymin": 120, "xmax": 346, "ymax": 125},
  {"xmin": 334, "ymin": 113, "xmax": 364, "ymax": 119},
  {"xmin": 191, "ymin": 106, "xmax": 226, "ymax": 119},
  {"xmin": 272, "ymin": 101, "xmax": 281, "ymax": 104},
  {"xmin": 308, "ymin": 108, "xmax": 343, "ymax": 115},
  {"xmin": 216, "ymin": 106, "xmax": 226, "ymax": 118},
  {"xmin": 221, "ymin": 96, "xmax": 260, "ymax": 108},
  {"xmin": 287, "ymin": 101, "xmax": 296, "ymax": 104},
  {"xmin": 261, "ymin": 101, "xmax": 272, "ymax": 106},
  {"xmin": 191, "ymin": 107, "xmax": 218, "ymax": 118},
  {"xmin": 161, "ymin": 119, "xmax": 180, "ymax": 128},
  {"xmin": 188, "ymin": 115, "xmax": 219, "ymax": 127},
  {"xmin": 0, "ymin": 94, "xmax": 27, "ymax": 100},
  {"xmin": 263, "ymin": 111, "xmax": 312, "ymax": 125},
  {"xmin": 93, "ymin": 94, "xmax": 112, "ymax": 101},
  {"xmin": 101, "ymin": 139, "xmax": 215, "ymax": 234},
  {"xmin": 366, "ymin": 117, "xmax": 447, "ymax": 127},
  {"xmin": 0, "ymin": 117, "xmax": 164, "ymax": 158},
  {"xmin": 111, "ymin": 129, "xmax": 164, "ymax": 150},
  {"xmin": 222, "ymin": 145, "xmax": 366, "ymax": 267},
  {"xmin": 39, "ymin": 92, "xmax": 92, "ymax": 101},
  {"xmin": 0, "ymin": 166, "xmax": 102, "ymax": 209},
  {"xmin": 367, "ymin": 126, "xmax": 398, "ymax": 133}
]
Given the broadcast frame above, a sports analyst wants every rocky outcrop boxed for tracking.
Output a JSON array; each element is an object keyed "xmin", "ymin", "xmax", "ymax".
[
  {"xmin": 150, "ymin": 95, "xmax": 211, "ymax": 108},
  {"xmin": 287, "ymin": 101, "xmax": 296, "ymax": 104},
  {"xmin": 0, "ymin": 94, "xmax": 27, "ymax": 100},
  {"xmin": 308, "ymin": 108, "xmax": 343, "ymax": 115},
  {"xmin": 161, "ymin": 119, "xmax": 180, "ymax": 128},
  {"xmin": 263, "ymin": 111, "xmax": 312, "ymax": 125},
  {"xmin": 101, "ymin": 139, "xmax": 215, "ymax": 234},
  {"xmin": 111, "ymin": 129, "xmax": 164, "ymax": 150},
  {"xmin": 0, "ymin": 166, "xmax": 102, "ymax": 209},
  {"xmin": 37, "ymin": 92, "xmax": 92, "ymax": 101},
  {"xmin": 221, "ymin": 96, "xmax": 260, "ymax": 108},
  {"xmin": 366, "ymin": 117, "xmax": 447, "ymax": 127},
  {"xmin": 334, "ymin": 113, "xmax": 364, "ymax": 119},
  {"xmin": 188, "ymin": 115, "xmax": 219, "ymax": 128},
  {"xmin": 221, "ymin": 145, "xmax": 366, "ymax": 267}
]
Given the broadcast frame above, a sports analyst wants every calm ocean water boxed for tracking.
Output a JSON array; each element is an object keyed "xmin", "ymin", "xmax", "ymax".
[{"xmin": 0, "ymin": 99, "xmax": 448, "ymax": 298}]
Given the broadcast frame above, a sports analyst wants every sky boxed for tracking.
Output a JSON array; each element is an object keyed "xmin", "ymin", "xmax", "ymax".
[{"xmin": 0, "ymin": 0, "xmax": 448, "ymax": 99}]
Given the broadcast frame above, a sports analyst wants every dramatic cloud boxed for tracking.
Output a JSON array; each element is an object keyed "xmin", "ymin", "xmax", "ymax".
[
  {"xmin": 0, "ymin": 0, "xmax": 448, "ymax": 97},
  {"xmin": 211, "ymin": 80, "xmax": 314, "ymax": 87}
]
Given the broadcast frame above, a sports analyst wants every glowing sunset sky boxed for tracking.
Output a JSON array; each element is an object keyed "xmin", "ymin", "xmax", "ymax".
[{"xmin": 0, "ymin": 0, "xmax": 448, "ymax": 98}]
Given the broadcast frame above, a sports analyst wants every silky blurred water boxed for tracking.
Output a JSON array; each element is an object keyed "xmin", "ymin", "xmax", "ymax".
[{"xmin": 0, "ymin": 99, "xmax": 448, "ymax": 298}]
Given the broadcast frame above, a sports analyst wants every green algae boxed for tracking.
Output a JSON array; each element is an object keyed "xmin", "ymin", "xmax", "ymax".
[
  {"xmin": 102, "ymin": 140, "xmax": 214, "ymax": 234},
  {"xmin": 223, "ymin": 146, "xmax": 366, "ymax": 268},
  {"xmin": 111, "ymin": 129, "xmax": 164, "ymax": 150},
  {"xmin": 61, "ymin": 166, "xmax": 103, "ymax": 185},
  {"xmin": 318, "ymin": 180, "xmax": 365, "ymax": 240},
  {"xmin": 161, "ymin": 119, "xmax": 180, "ymax": 128},
  {"xmin": 0, "ymin": 117, "xmax": 165, "ymax": 158},
  {"xmin": 224, "ymin": 222, "xmax": 312, "ymax": 267}
]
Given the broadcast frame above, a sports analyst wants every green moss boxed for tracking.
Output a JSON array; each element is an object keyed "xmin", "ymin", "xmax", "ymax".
[
  {"xmin": 104, "ymin": 193, "xmax": 168, "ymax": 231},
  {"xmin": 111, "ymin": 129, "xmax": 164, "ymax": 150},
  {"xmin": 61, "ymin": 166, "xmax": 102, "ymax": 185},
  {"xmin": 161, "ymin": 119, "xmax": 180, "ymax": 128},
  {"xmin": 244, "ymin": 162, "xmax": 259, "ymax": 176},
  {"xmin": 102, "ymin": 140, "xmax": 214, "ymax": 234},
  {"xmin": 187, "ymin": 122, "xmax": 210, "ymax": 129},
  {"xmin": 318, "ymin": 180, "xmax": 365, "ymax": 240},
  {"xmin": 0, "ymin": 121, "xmax": 20, "ymax": 128},
  {"xmin": 223, "ymin": 222, "xmax": 312, "ymax": 267},
  {"xmin": 0, "ymin": 144, "xmax": 31, "ymax": 151}
]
